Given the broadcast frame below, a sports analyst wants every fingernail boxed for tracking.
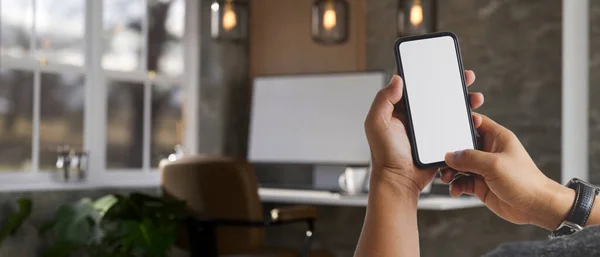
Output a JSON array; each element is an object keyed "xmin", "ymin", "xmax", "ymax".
[
  {"xmin": 449, "ymin": 183, "xmax": 457, "ymax": 197},
  {"xmin": 446, "ymin": 151, "xmax": 464, "ymax": 162},
  {"xmin": 388, "ymin": 75, "xmax": 398, "ymax": 86},
  {"xmin": 453, "ymin": 150, "xmax": 464, "ymax": 162}
]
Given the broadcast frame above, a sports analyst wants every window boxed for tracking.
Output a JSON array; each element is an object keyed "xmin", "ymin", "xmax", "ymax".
[
  {"xmin": 0, "ymin": 69, "xmax": 34, "ymax": 172},
  {"xmin": 0, "ymin": 0, "xmax": 193, "ymax": 190},
  {"xmin": 102, "ymin": 0, "xmax": 184, "ymax": 171}
]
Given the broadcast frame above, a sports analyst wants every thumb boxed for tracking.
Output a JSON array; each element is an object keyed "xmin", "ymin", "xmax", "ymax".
[
  {"xmin": 445, "ymin": 149, "xmax": 496, "ymax": 176},
  {"xmin": 366, "ymin": 75, "xmax": 403, "ymax": 125}
]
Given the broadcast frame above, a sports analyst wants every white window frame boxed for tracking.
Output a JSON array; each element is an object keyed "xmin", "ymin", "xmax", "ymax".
[{"xmin": 0, "ymin": 0, "xmax": 200, "ymax": 191}]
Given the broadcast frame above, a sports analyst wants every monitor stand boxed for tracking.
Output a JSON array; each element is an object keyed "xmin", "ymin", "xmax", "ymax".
[
  {"xmin": 312, "ymin": 165, "xmax": 370, "ymax": 192},
  {"xmin": 312, "ymin": 165, "xmax": 346, "ymax": 191}
]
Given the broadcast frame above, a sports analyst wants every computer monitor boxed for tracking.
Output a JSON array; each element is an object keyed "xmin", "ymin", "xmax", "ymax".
[{"xmin": 248, "ymin": 72, "xmax": 386, "ymax": 166}]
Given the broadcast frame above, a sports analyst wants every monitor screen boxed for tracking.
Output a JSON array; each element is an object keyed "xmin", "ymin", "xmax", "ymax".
[{"xmin": 248, "ymin": 72, "xmax": 385, "ymax": 165}]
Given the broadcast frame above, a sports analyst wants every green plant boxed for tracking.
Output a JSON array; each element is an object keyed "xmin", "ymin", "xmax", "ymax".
[
  {"xmin": 0, "ymin": 198, "xmax": 33, "ymax": 247},
  {"xmin": 42, "ymin": 193, "xmax": 186, "ymax": 257}
]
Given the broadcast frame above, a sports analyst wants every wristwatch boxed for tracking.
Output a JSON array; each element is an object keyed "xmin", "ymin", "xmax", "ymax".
[{"xmin": 550, "ymin": 178, "xmax": 600, "ymax": 238}]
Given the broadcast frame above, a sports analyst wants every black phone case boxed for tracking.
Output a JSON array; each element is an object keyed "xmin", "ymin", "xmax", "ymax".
[{"xmin": 393, "ymin": 31, "xmax": 479, "ymax": 169}]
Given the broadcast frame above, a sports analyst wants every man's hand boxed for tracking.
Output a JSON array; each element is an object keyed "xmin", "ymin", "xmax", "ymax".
[
  {"xmin": 365, "ymin": 71, "xmax": 484, "ymax": 196},
  {"xmin": 356, "ymin": 70, "xmax": 483, "ymax": 257},
  {"xmin": 440, "ymin": 115, "xmax": 574, "ymax": 230}
]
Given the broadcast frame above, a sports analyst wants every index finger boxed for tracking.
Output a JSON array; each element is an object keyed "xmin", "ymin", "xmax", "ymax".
[{"xmin": 477, "ymin": 115, "xmax": 509, "ymax": 138}]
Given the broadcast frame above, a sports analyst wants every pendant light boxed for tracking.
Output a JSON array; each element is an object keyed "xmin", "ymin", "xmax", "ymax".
[
  {"xmin": 312, "ymin": 0, "xmax": 349, "ymax": 44},
  {"xmin": 398, "ymin": 0, "xmax": 436, "ymax": 36},
  {"xmin": 211, "ymin": 0, "xmax": 248, "ymax": 41}
]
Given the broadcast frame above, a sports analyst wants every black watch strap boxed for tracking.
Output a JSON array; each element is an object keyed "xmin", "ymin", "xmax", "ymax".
[{"xmin": 551, "ymin": 178, "xmax": 600, "ymax": 238}]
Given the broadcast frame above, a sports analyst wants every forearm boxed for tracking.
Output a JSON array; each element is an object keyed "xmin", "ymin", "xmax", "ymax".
[{"xmin": 354, "ymin": 179, "xmax": 420, "ymax": 257}]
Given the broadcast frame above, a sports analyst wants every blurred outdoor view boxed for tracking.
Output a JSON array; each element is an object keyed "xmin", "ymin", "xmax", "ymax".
[{"xmin": 0, "ymin": 0, "xmax": 183, "ymax": 171}]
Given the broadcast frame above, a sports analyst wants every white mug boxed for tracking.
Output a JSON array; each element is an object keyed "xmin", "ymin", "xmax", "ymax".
[{"xmin": 338, "ymin": 167, "xmax": 369, "ymax": 195}]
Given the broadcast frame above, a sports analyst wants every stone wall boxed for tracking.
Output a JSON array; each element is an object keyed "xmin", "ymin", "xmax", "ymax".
[
  {"xmin": 197, "ymin": 0, "xmax": 250, "ymax": 157},
  {"xmin": 589, "ymin": 0, "xmax": 600, "ymax": 184},
  {"xmin": 440, "ymin": 0, "xmax": 562, "ymax": 182}
]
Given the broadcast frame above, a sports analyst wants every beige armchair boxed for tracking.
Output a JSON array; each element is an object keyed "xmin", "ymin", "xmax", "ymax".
[{"xmin": 161, "ymin": 155, "xmax": 334, "ymax": 257}]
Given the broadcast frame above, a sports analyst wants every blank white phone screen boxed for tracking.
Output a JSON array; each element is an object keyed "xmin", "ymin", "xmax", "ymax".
[{"xmin": 398, "ymin": 35, "xmax": 474, "ymax": 165}]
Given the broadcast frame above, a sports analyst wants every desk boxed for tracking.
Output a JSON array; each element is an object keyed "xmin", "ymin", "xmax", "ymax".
[{"xmin": 259, "ymin": 188, "xmax": 484, "ymax": 210}]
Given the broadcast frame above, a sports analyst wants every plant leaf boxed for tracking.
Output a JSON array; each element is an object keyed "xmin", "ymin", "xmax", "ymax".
[
  {"xmin": 43, "ymin": 192, "xmax": 185, "ymax": 257},
  {"xmin": 49, "ymin": 198, "xmax": 102, "ymax": 245},
  {"xmin": 0, "ymin": 198, "xmax": 33, "ymax": 247},
  {"xmin": 93, "ymin": 195, "xmax": 119, "ymax": 218}
]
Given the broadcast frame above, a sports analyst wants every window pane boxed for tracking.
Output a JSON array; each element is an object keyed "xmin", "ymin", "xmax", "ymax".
[
  {"xmin": 40, "ymin": 73, "xmax": 84, "ymax": 170},
  {"xmin": 151, "ymin": 83, "xmax": 182, "ymax": 167},
  {"xmin": 0, "ymin": 0, "xmax": 34, "ymax": 58},
  {"xmin": 35, "ymin": 0, "xmax": 85, "ymax": 66},
  {"xmin": 106, "ymin": 81, "xmax": 144, "ymax": 169},
  {"xmin": 103, "ymin": 0, "xmax": 144, "ymax": 72},
  {"xmin": 148, "ymin": 0, "xmax": 184, "ymax": 77},
  {"xmin": 0, "ymin": 69, "xmax": 33, "ymax": 171}
]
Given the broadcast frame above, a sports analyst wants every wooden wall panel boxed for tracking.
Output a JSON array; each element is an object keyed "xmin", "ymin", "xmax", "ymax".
[{"xmin": 250, "ymin": 0, "xmax": 367, "ymax": 77}]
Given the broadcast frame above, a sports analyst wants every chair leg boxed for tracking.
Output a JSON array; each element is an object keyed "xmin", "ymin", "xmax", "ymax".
[{"xmin": 301, "ymin": 219, "xmax": 315, "ymax": 257}]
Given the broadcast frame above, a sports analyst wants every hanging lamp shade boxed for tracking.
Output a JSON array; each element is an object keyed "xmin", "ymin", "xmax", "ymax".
[
  {"xmin": 312, "ymin": 0, "xmax": 349, "ymax": 44},
  {"xmin": 397, "ymin": 0, "xmax": 436, "ymax": 36},
  {"xmin": 210, "ymin": 0, "xmax": 248, "ymax": 41}
]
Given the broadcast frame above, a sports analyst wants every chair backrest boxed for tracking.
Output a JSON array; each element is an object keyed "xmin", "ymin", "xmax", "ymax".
[{"xmin": 161, "ymin": 155, "xmax": 264, "ymax": 254}]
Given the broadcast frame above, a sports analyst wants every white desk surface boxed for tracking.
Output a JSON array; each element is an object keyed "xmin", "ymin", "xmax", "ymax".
[{"xmin": 258, "ymin": 187, "xmax": 484, "ymax": 210}]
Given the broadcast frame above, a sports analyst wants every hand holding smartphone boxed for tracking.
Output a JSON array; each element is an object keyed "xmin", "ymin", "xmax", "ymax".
[{"xmin": 393, "ymin": 32, "xmax": 478, "ymax": 168}]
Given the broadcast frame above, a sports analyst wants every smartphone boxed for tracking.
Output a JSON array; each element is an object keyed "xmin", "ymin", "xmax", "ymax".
[{"xmin": 393, "ymin": 32, "xmax": 478, "ymax": 168}]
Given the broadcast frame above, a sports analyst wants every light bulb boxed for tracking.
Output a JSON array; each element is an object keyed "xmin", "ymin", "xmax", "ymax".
[
  {"xmin": 211, "ymin": 2, "xmax": 219, "ymax": 11},
  {"xmin": 410, "ymin": 2, "xmax": 423, "ymax": 26},
  {"xmin": 323, "ymin": 7, "xmax": 337, "ymax": 31},
  {"xmin": 222, "ymin": 1, "xmax": 237, "ymax": 31},
  {"xmin": 222, "ymin": 10, "xmax": 237, "ymax": 31}
]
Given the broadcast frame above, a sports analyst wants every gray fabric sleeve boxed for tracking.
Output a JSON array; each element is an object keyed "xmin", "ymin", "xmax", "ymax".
[{"xmin": 483, "ymin": 226, "xmax": 600, "ymax": 257}]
